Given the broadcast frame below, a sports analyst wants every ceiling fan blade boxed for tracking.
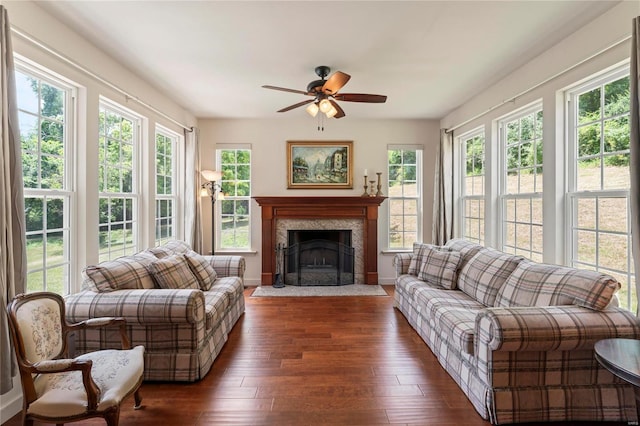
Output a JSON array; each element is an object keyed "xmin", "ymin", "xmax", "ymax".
[
  {"xmin": 334, "ymin": 93, "xmax": 387, "ymax": 103},
  {"xmin": 277, "ymin": 99, "xmax": 314, "ymax": 113},
  {"xmin": 322, "ymin": 71, "xmax": 351, "ymax": 95},
  {"xmin": 329, "ymin": 100, "xmax": 345, "ymax": 119},
  {"xmin": 262, "ymin": 85, "xmax": 310, "ymax": 96}
]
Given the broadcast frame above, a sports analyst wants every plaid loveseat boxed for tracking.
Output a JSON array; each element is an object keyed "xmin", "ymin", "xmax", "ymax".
[
  {"xmin": 65, "ymin": 240, "xmax": 245, "ymax": 382},
  {"xmin": 394, "ymin": 238, "xmax": 640, "ymax": 424}
]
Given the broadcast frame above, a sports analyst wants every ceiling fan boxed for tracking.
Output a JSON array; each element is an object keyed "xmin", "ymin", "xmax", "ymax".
[{"xmin": 262, "ymin": 65, "xmax": 387, "ymax": 119}]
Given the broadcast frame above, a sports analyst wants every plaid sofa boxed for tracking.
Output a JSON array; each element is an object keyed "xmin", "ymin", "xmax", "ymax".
[
  {"xmin": 394, "ymin": 239, "xmax": 640, "ymax": 424},
  {"xmin": 65, "ymin": 240, "xmax": 245, "ymax": 382}
]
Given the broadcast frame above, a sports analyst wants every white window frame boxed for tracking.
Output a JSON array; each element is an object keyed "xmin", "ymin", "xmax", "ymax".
[
  {"xmin": 566, "ymin": 65, "xmax": 633, "ymax": 311},
  {"xmin": 498, "ymin": 103, "xmax": 544, "ymax": 261},
  {"xmin": 387, "ymin": 145, "xmax": 422, "ymax": 250},
  {"xmin": 216, "ymin": 146, "xmax": 251, "ymax": 251},
  {"xmin": 154, "ymin": 125, "xmax": 179, "ymax": 246},
  {"xmin": 16, "ymin": 60, "xmax": 76, "ymax": 295},
  {"xmin": 98, "ymin": 98, "xmax": 141, "ymax": 261},
  {"xmin": 458, "ymin": 128, "xmax": 485, "ymax": 245}
]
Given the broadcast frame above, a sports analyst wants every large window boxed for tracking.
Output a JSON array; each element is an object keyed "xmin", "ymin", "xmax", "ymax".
[
  {"xmin": 98, "ymin": 101, "xmax": 140, "ymax": 261},
  {"xmin": 218, "ymin": 148, "xmax": 251, "ymax": 250},
  {"xmin": 387, "ymin": 146, "xmax": 422, "ymax": 249},
  {"xmin": 17, "ymin": 65, "xmax": 74, "ymax": 295},
  {"xmin": 459, "ymin": 130, "xmax": 485, "ymax": 245},
  {"xmin": 155, "ymin": 128, "xmax": 178, "ymax": 246},
  {"xmin": 499, "ymin": 105, "xmax": 543, "ymax": 261},
  {"xmin": 567, "ymin": 69, "xmax": 634, "ymax": 311}
]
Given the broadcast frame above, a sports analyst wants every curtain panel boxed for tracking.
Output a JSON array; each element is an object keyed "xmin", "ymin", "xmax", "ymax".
[
  {"xmin": 0, "ymin": 5, "xmax": 26, "ymax": 394},
  {"xmin": 431, "ymin": 129, "xmax": 454, "ymax": 245},
  {"xmin": 630, "ymin": 16, "xmax": 640, "ymax": 315}
]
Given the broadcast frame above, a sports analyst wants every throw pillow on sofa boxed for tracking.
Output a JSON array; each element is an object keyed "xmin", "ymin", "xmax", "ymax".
[
  {"xmin": 416, "ymin": 246, "xmax": 462, "ymax": 290},
  {"xmin": 147, "ymin": 239, "xmax": 193, "ymax": 258},
  {"xmin": 408, "ymin": 243, "xmax": 452, "ymax": 276},
  {"xmin": 495, "ymin": 260, "xmax": 621, "ymax": 311},
  {"xmin": 457, "ymin": 248, "xmax": 524, "ymax": 306},
  {"xmin": 82, "ymin": 254, "xmax": 156, "ymax": 292},
  {"xmin": 148, "ymin": 254, "xmax": 200, "ymax": 290},
  {"xmin": 184, "ymin": 251, "xmax": 217, "ymax": 291}
]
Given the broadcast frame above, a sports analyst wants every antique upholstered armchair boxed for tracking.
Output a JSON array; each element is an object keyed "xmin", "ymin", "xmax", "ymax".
[{"xmin": 6, "ymin": 292, "xmax": 144, "ymax": 426}]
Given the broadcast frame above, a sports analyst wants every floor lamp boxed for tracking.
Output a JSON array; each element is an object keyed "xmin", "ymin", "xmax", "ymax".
[{"xmin": 200, "ymin": 169, "xmax": 224, "ymax": 255}]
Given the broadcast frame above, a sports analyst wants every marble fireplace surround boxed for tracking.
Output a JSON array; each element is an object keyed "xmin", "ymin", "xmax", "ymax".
[{"xmin": 253, "ymin": 196, "xmax": 386, "ymax": 285}]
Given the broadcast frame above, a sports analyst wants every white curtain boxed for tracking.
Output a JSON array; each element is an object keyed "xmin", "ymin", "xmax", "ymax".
[
  {"xmin": 184, "ymin": 126, "xmax": 203, "ymax": 253},
  {"xmin": 0, "ymin": 5, "xmax": 26, "ymax": 395},
  {"xmin": 431, "ymin": 129, "xmax": 454, "ymax": 245},
  {"xmin": 630, "ymin": 16, "xmax": 640, "ymax": 314}
]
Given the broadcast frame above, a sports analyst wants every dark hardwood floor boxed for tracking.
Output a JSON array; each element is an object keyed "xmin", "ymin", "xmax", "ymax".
[{"xmin": 4, "ymin": 286, "xmax": 628, "ymax": 425}]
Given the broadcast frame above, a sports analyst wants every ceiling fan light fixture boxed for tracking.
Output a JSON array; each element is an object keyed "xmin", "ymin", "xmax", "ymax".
[
  {"xmin": 325, "ymin": 105, "xmax": 338, "ymax": 118},
  {"xmin": 319, "ymin": 99, "xmax": 332, "ymax": 113},
  {"xmin": 306, "ymin": 102, "xmax": 319, "ymax": 117}
]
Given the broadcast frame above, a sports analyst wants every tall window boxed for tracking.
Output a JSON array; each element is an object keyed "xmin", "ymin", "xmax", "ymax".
[
  {"xmin": 460, "ymin": 130, "xmax": 485, "ymax": 244},
  {"xmin": 16, "ymin": 65, "xmax": 74, "ymax": 295},
  {"xmin": 98, "ymin": 101, "xmax": 140, "ymax": 261},
  {"xmin": 387, "ymin": 146, "xmax": 422, "ymax": 249},
  {"xmin": 567, "ymin": 69, "xmax": 634, "ymax": 311},
  {"xmin": 155, "ymin": 128, "xmax": 177, "ymax": 246},
  {"xmin": 218, "ymin": 148, "xmax": 251, "ymax": 250},
  {"xmin": 499, "ymin": 105, "xmax": 543, "ymax": 261}
]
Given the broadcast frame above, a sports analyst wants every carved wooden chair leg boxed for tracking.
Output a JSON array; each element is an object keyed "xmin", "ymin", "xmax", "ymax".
[
  {"xmin": 104, "ymin": 407, "xmax": 120, "ymax": 426},
  {"xmin": 134, "ymin": 389, "xmax": 143, "ymax": 410}
]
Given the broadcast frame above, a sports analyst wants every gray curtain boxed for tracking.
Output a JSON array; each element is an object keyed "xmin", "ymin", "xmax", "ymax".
[
  {"xmin": 432, "ymin": 129, "xmax": 454, "ymax": 245},
  {"xmin": 0, "ymin": 5, "xmax": 26, "ymax": 395},
  {"xmin": 630, "ymin": 16, "xmax": 640, "ymax": 315},
  {"xmin": 184, "ymin": 126, "xmax": 203, "ymax": 253}
]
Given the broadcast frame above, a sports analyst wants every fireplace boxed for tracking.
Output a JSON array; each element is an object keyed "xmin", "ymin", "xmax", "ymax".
[
  {"xmin": 285, "ymin": 230, "xmax": 354, "ymax": 286},
  {"xmin": 253, "ymin": 196, "xmax": 386, "ymax": 285}
]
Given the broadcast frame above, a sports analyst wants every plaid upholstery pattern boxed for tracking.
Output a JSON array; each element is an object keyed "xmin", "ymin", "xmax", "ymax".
[
  {"xmin": 82, "ymin": 254, "xmax": 156, "ymax": 292},
  {"xmin": 393, "ymin": 253, "xmax": 412, "ymax": 277},
  {"xmin": 495, "ymin": 260, "xmax": 621, "ymax": 311},
  {"xmin": 184, "ymin": 252, "xmax": 217, "ymax": 291},
  {"xmin": 417, "ymin": 247, "xmax": 462, "ymax": 289},
  {"xmin": 148, "ymin": 254, "xmax": 200, "ymax": 290},
  {"xmin": 147, "ymin": 239, "xmax": 193, "ymax": 258},
  {"xmin": 393, "ymin": 245, "xmax": 640, "ymax": 424},
  {"xmin": 444, "ymin": 238, "xmax": 484, "ymax": 270},
  {"xmin": 408, "ymin": 243, "xmax": 451, "ymax": 276},
  {"xmin": 66, "ymin": 250, "xmax": 245, "ymax": 382},
  {"xmin": 458, "ymin": 248, "xmax": 523, "ymax": 306},
  {"xmin": 207, "ymin": 255, "xmax": 246, "ymax": 281}
]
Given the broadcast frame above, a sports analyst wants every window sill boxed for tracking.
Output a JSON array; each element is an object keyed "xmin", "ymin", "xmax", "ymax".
[
  {"xmin": 211, "ymin": 249, "xmax": 258, "ymax": 256},
  {"xmin": 381, "ymin": 249, "xmax": 412, "ymax": 255}
]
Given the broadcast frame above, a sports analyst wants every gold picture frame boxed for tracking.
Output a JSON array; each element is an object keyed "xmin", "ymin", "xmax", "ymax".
[{"xmin": 287, "ymin": 140, "xmax": 353, "ymax": 189}]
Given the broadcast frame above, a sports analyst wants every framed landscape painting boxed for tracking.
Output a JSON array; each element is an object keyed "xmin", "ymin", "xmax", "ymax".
[{"xmin": 287, "ymin": 140, "xmax": 353, "ymax": 189}]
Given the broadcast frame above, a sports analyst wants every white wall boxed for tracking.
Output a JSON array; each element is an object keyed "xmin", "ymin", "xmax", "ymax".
[
  {"xmin": 1, "ymin": 1, "xmax": 197, "ymax": 422},
  {"xmin": 198, "ymin": 117, "xmax": 440, "ymax": 285},
  {"xmin": 4, "ymin": 0, "xmax": 198, "ymax": 278},
  {"xmin": 440, "ymin": 0, "xmax": 638, "ymax": 263}
]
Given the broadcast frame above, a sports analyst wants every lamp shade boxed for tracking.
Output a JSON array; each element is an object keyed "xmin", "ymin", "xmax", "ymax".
[
  {"xmin": 325, "ymin": 105, "xmax": 338, "ymax": 118},
  {"xmin": 201, "ymin": 169, "xmax": 222, "ymax": 182},
  {"xmin": 306, "ymin": 102, "xmax": 319, "ymax": 117},
  {"xmin": 200, "ymin": 187, "xmax": 210, "ymax": 197},
  {"xmin": 319, "ymin": 99, "xmax": 332, "ymax": 113}
]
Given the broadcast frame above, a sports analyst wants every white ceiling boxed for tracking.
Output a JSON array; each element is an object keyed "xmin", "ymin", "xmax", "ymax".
[{"xmin": 35, "ymin": 1, "xmax": 619, "ymax": 120}]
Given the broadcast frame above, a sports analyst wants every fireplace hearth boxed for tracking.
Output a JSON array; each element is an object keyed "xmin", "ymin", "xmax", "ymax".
[{"xmin": 285, "ymin": 230, "xmax": 354, "ymax": 286}]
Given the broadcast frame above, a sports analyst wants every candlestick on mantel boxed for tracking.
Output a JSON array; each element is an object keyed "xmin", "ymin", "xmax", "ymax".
[
  {"xmin": 369, "ymin": 180, "xmax": 376, "ymax": 197},
  {"xmin": 361, "ymin": 174, "xmax": 369, "ymax": 197},
  {"xmin": 376, "ymin": 172, "xmax": 383, "ymax": 196}
]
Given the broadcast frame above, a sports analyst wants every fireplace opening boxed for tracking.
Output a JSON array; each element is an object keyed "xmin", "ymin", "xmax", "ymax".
[{"xmin": 284, "ymin": 230, "xmax": 354, "ymax": 286}]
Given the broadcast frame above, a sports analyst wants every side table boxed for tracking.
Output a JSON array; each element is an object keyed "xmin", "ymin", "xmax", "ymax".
[{"xmin": 595, "ymin": 338, "xmax": 640, "ymax": 387}]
